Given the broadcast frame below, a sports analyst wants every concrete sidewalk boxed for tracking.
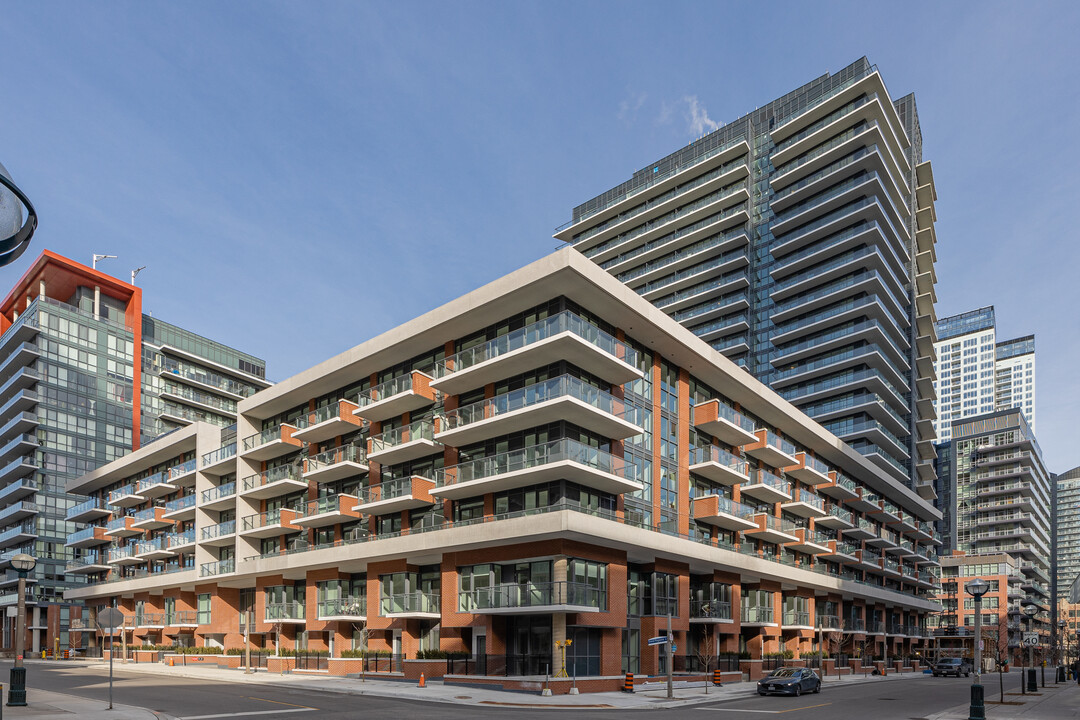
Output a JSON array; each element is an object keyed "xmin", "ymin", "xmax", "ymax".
[
  {"xmin": 6, "ymin": 687, "xmax": 160, "ymax": 720},
  {"xmin": 30, "ymin": 658, "xmax": 932, "ymax": 710},
  {"xmin": 928, "ymin": 681, "xmax": 1080, "ymax": 720}
]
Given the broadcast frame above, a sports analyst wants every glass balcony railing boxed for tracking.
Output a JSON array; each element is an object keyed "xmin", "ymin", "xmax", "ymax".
[
  {"xmin": 306, "ymin": 444, "xmax": 366, "ymax": 473},
  {"xmin": 242, "ymin": 425, "xmax": 293, "ymax": 452},
  {"xmin": 433, "ymin": 438, "xmax": 638, "ymax": 489},
  {"xmin": 433, "ymin": 311, "xmax": 638, "ymax": 378},
  {"xmin": 105, "ymin": 517, "xmax": 130, "ymax": 532},
  {"xmin": 826, "ymin": 506, "xmax": 853, "ymax": 524},
  {"xmin": 293, "ymin": 403, "xmax": 344, "ymax": 430},
  {"xmin": 357, "ymin": 373, "xmax": 425, "ymax": 407},
  {"xmin": 689, "ymin": 599, "xmax": 733, "ymax": 621},
  {"xmin": 164, "ymin": 495, "xmax": 196, "ymax": 514},
  {"xmin": 165, "ymin": 529, "xmax": 195, "ymax": 548},
  {"xmin": 748, "ymin": 468, "xmax": 789, "ymax": 494},
  {"xmin": 107, "ymin": 484, "xmax": 140, "ymax": 504},
  {"xmin": 66, "ymin": 497, "xmax": 108, "ymax": 520},
  {"xmin": 783, "ymin": 610, "xmax": 811, "ymax": 626},
  {"xmin": 792, "ymin": 491, "xmax": 824, "ymax": 511},
  {"xmin": 440, "ymin": 374, "xmax": 642, "ymax": 432},
  {"xmin": 356, "ymin": 475, "xmax": 423, "ymax": 505},
  {"xmin": 380, "ymin": 592, "xmax": 440, "ymax": 616},
  {"xmin": 167, "ymin": 459, "xmax": 197, "ymax": 480},
  {"xmin": 690, "ymin": 444, "xmax": 749, "ymax": 476},
  {"xmin": 369, "ymin": 419, "xmax": 435, "ymax": 454},
  {"xmin": 741, "ymin": 605, "xmax": 774, "ymax": 623},
  {"xmin": 459, "ymin": 581, "xmax": 605, "ymax": 612},
  {"xmin": 764, "ymin": 432, "xmax": 797, "ymax": 457},
  {"xmin": 65, "ymin": 527, "xmax": 99, "ymax": 545},
  {"xmin": 241, "ymin": 465, "xmax": 302, "ymax": 492},
  {"xmin": 201, "ymin": 481, "xmax": 236, "ymax": 504},
  {"xmin": 265, "ymin": 601, "xmax": 305, "ymax": 621},
  {"xmin": 693, "ymin": 494, "xmax": 756, "ymax": 520},
  {"xmin": 200, "ymin": 558, "xmax": 234, "ymax": 577},
  {"xmin": 241, "ymin": 508, "xmax": 295, "ymax": 532},
  {"xmin": 201, "ymin": 442, "xmax": 237, "ymax": 467},
  {"xmin": 200, "ymin": 520, "xmax": 235, "ymax": 541},
  {"xmin": 317, "ymin": 596, "xmax": 367, "ymax": 618}
]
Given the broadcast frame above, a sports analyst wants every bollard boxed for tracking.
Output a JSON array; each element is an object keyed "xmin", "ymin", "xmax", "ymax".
[
  {"xmin": 713, "ymin": 669, "xmax": 723, "ymax": 686},
  {"xmin": 623, "ymin": 672, "xmax": 635, "ymax": 693}
]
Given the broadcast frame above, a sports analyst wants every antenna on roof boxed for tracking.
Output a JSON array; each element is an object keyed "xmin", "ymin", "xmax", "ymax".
[
  {"xmin": 92, "ymin": 253, "xmax": 117, "ymax": 270},
  {"xmin": 131, "ymin": 266, "xmax": 146, "ymax": 285}
]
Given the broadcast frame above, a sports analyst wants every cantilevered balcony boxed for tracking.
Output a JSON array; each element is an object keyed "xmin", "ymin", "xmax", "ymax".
[
  {"xmin": 65, "ymin": 552, "xmax": 110, "ymax": 575},
  {"xmin": 430, "ymin": 438, "xmax": 642, "ymax": 500},
  {"xmin": 846, "ymin": 489, "xmax": 882, "ymax": 514},
  {"xmin": 135, "ymin": 472, "xmax": 176, "ymax": 500},
  {"xmin": 303, "ymin": 444, "xmax": 368, "ymax": 483},
  {"xmin": 785, "ymin": 453, "xmax": 831, "ymax": 485},
  {"xmin": 239, "ymin": 508, "xmax": 302, "ymax": 539},
  {"xmin": 820, "ymin": 539, "xmax": 860, "ymax": 564},
  {"xmin": 844, "ymin": 517, "xmax": 879, "ymax": 541},
  {"xmin": 743, "ymin": 513, "xmax": 799, "ymax": 544},
  {"xmin": 429, "ymin": 311, "xmax": 643, "ymax": 395},
  {"xmin": 435, "ymin": 374, "xmax": 644, "ymax": 447},
  {"xmin": 0, "ymin": 501, "xmax": 39, "ymax": 526},
  {"xmin": 107, "ymin": 545, "xmax": 143, "ymax": 566},
  {"xmin": 380, "ymin": 592, "xmax": 440, "ymax": 619},
  {"xmin": 65, "ymin": 526, "xmax": 109, "ymax": 549},
  {"xmin": 866, "ymin": 526, "xmax": 898, "ymax": 550},
  {"xmin": 133, "ymin": 538, "xmax": 173, "ymax": 561},
  {"xmin": 0, "ymin": 477, "xmax": 36, "ymax": 505},
  {"xmin": 130, "ymin": 506, "xmax": 174, "ymax": 531},
  {"xmin": 0, "ymin": 521, "xmax": 37, "ymax": 549},
  {"xmin": 200, "ymin": 520, "xmax": 237, "ymax": 547},
  {"xmin": 0, "ymin": 457, "xmax": 37, "ymax": 488},
  {"xmin": 200, "ymin": 558, "xmax": 235, "ymax": 577},
  {"xmin": 740, "ymin": 604, "xmax": 776, "ymax": 626},
  {"xmin": 816, "ymin": 505, "xmax": 854, "ymax": 530},
  {"xmin": 0, "ymin": 432, "xmax": 37, "ymax": 465},
  {"xmin": 66, "ymin": 497, "xmax": 112, "ymax": 523},
  {"xmin": 692, "ymin": 494, "xmax": 758, "ymax": 531},
  {"xmin": 164, "ymin": 529, "xmax": 196, "ymax": 554},
  {"xmin": 691, "ymin": 399, "xmax": 757, "ymax": 445},
  {"xmin": 461, "ymin": 581, "xmax": 604, "ymax": 615},
  {"xmin": 264, "ymin": 601, "xmax": 305, "ymax": 623},
  {"xmin": 104, "ymin": 516, "xmax": 142, "ymax": 539},
  {"xmin": 200, "ymin": 481, "xmax": 236, "ymax": 510},
  {"xmin": 291, "ymin": 495, "xmax": 360, "ymax": 528},
  {"xmin": 107, "ymin": 483, "xmax": 144, "ymax": 508},
  {"xmin": 743, "ymin": 430, "xmax": 798, "ymax": 469},
  {"xmin": 167, "ymin": 459, "xmax": 198, "ymax": 487},
  {"xmin": 292, "ymin": 399, "xmax": 364, "ymax": 443},
  {"xmin": 353, "ymin": 371, "xmax": 437, "ymax": 423},
  {"xmin": 162, "ymin": 494, "xmax": 196, "ymax": 521},
  {"xmin": 786, "ymin": 528, "xmax": 832, "ymax": 554},
  {"xmin": 368, "ymin": 419, "xmax": 444, "ymax": 466},
  {"xmin": 781, "ymin": 489, "xmax": 826, "ymax": 519},
  {"xmin": 853, "ymin": 548, "xmax": 881, "ymax": 571},
  {"xmin": 239, "ymin": 466, "xmax": 307, "ymax": 500},
  {"xmin": 739, "ymin": 469, "xmax": 791, "ymax": 504},
  {"xmin": 353, "ymin": 475, "xmax": 435, "ymax": 515},
  {"xmin": 240, "ymin": 424, "xmax": 302, "ymax": 461},
  {"xmin": 689, "ymin": 445, "xmax": 750, "ymax": 486},
  {"xmin": 201, "ymin": 442, "xmax": 237, "ymax": 475},
  {"xmin": 689, "ymin": 598, "xmax": 734, "ymax": 623}
]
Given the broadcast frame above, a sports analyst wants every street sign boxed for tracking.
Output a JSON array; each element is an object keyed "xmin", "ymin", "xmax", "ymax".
[
  {"xmin": 647, "ymin": 636, "xmax": 668, "ymax": 646},
  {"xmin": 671, "ymin": 644, "xmax": 677, "ymax": 654},
  {"xmin": 1022, "ymin": 632, "xmax": 1039, "ymax": 647},
  {"xmin": 97, "ymin": 608, "xmax": 125, "ymax": 633}
]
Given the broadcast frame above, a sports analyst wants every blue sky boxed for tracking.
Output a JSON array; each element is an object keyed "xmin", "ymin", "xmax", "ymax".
[{"xmin": 2, "ymin": 1, "xmax": 1078, "ymax": 471}]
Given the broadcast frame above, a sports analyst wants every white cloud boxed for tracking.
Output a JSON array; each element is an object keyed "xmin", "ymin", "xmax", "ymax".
[{"xmin": 684, "ymin": 95, "xmax": 720, "ymax": 136}]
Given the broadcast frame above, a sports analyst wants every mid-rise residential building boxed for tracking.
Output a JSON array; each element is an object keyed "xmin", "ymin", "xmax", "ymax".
[
  {"xmin": 931, "ymin": 552, "xmax": 1040, "ymax": 667},
  {"xmin": 931, "ymin": 410, "xmax": 1052, "ymax": 640},
  {"xmin": 64, "ymin": 249, "xmax": 942, "ymax": 690},
  {"xmin": 932, "ymin": 306, "xmax": 1035, "ymax": 442},
  {"xmin": 555, "ymin": 57, "xmax": 939, "ymax": 498},
  {"xmin": 1056, "ymin": 466, "xmax": 1080, "ymax": 604},
  {"xmin": 0, "ymin": 250, "xmax": 268, "ymax": 654}
]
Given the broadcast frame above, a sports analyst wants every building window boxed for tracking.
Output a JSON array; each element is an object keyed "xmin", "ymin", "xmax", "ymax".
[{"xmin": 196, "ymin": 594, "xmax": 211, "ymax": 625}]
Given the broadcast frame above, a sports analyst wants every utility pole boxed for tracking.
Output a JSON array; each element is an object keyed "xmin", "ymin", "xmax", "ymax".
[{"xmin": 244, "ymin": 611, "xmax": 252, "ymax": 674}]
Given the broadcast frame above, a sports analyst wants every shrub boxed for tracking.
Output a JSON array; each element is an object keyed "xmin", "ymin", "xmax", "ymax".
[
  {"xmin": 763, "ymin": 650, "xmax": 794, "ymax": 659},
  {"xmin": 340, "ymin": 649, "xmax": 391, "ymax": 659},
  {"xmin": 415, "ymin": 649, "xmax": 469, "ymax": 660}
]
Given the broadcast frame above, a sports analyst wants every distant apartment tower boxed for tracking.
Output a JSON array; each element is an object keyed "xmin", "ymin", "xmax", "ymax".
[
  {"xmin": 1056, "ymin": 466, "xmax": 1080, "ymax": 604},
  {"xmin": 556, "ymin": 57, "xmax": 939, "ymax": 497},
  {"xmin": 932, "ymin": 306, "xmax": 1035, "ymax": 442},
  {"xmin": 0, "ymin": 250, "xmax": 268, "ymax": 653},
  {"xmin": 940, "ymin": 410, "xmax": 1052, "ymax": 628}
]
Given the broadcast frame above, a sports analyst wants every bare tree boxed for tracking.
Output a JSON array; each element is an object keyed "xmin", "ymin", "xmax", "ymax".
[
  {"xmin": 984, "ymin": 612, "xmax": 1011, "ymax": 703},
  {"xmin": 696, "ymin": 626, "xmax": 717, "ymax": 694},
  {"xmin": 824, "ymin": 620, "xmax": 846, "ymax": 677}
]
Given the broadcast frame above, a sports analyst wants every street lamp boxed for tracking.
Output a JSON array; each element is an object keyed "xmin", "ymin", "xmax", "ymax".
[
  {"xmin": 0, "ymin": 162, "xmax": 38, "ymax": 267},
  {"xmin": 1058, "ymin": 620, "xmax": 1067, "ymax": 683},
  {"xmin": 965, "ymin": 578, "xmax": 989, "ymax": 720},
  {"xmin": 1023, "ymin": 604, "xmax": 1039, "ymax": 693},
  {"xmin": 7, "ymin": 553, "xmax": 37, "ymax": 707}
]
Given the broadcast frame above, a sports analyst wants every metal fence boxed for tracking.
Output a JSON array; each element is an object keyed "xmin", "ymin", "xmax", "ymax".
[
  {"xmin": 294, "ymin": 652, "xmax": 329, "ymax": 671},
  {"xmin": 763, "ymin": 657, "xmax": 784, "ymax": 671},
  {"xmin": 836, "ymin": 653, "xmax": 850, "ymax": 668},
  {"xmin": 352, "ymin": 653, "xmax": 403, "ymax": 673},
  {"xmin": 673, "ymin": 654, "xmax": 741, "ymax": 673},
  {"xmin": 446, "ymin": 654, "xmax": 553, "ymax": 677}
]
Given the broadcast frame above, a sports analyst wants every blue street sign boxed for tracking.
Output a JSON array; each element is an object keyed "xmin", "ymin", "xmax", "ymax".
[{"xmin": 647, "ymin": 636, "xmax": 668, "ymax": 646}]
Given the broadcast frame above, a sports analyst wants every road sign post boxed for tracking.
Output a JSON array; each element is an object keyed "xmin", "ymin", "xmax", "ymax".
[{"xmin": 97, "ymin": 607, "xmax": 124, "ymax": 711}]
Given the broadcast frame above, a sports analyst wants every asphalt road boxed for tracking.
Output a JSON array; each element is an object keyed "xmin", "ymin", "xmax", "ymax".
[{"xmin": 6, "ymin": 661, "xmax": 1018, "ymax": 719}]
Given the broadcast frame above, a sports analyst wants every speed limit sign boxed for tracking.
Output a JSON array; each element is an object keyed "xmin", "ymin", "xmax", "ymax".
[{"xmin": 1022, "ymin": 632, "xmax": 1039, "ymax": 647}]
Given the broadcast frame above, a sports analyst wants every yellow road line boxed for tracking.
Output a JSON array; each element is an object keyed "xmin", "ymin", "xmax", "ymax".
[{"xmin": 775, "ymin": 702, "xmax": 831, "ymax": 713}]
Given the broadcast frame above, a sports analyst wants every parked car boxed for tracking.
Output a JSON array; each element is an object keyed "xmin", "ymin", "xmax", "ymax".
[
  {"xmin": 932, "ymin": 657, "xmax": 972, "ymax": 677},
  {"xmin": 757, "ymin": 667, "xmax": 822, "ymax": 696}
]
